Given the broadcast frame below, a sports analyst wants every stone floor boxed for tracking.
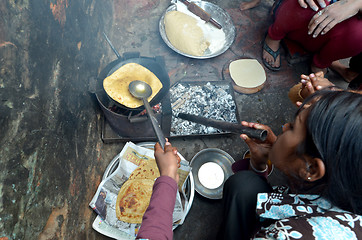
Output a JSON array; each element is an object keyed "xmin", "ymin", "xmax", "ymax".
[{"xmin": 0, "ymin": 0, "xmax": 348, "ymax": 239}]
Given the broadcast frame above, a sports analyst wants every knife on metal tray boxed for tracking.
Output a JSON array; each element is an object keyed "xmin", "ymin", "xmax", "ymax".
[{"xmin": 178, "ymin": 0, "xmax": 222, "ymax": 29}]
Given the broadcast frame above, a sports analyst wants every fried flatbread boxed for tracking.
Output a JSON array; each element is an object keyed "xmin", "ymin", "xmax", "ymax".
[
  {"xmin": 115, "ymin": 179, "xmax": 154, "ymax": 224},
  {"xmin": 128, "ymin": 159, "xmax": 160, "ymax": 180},
  {"xmin": 103, "ymin": 63, "xmax": 163, "ymax": 108}
]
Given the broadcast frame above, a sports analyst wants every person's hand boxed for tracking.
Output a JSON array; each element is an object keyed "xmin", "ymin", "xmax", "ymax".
[
  {"xmin": 299, "ymin": 71, "xmax": 334, "ymax": 97},
  {"xmin": 298, "ymin": 0, "xmax": 328, "ymax": 11},
  {"xmin": 308, "ymin": 0, "xmax": 361, "ymax": 38},
  {"xmin": 297, "ymin": 72, "xmax": 335, "ymax": 106},
  {"xmin": 154, "ymin": 141, "xmax": 180, "ymax": 183},
  {"xmin": 240, "ymin": 122, "xmax": 277, "ymax": 170}
]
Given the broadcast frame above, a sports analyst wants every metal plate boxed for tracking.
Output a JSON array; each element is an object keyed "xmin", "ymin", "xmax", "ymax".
[
  {"xmin": 102, "ymin": 142, "xmax": 195, "ymax": 229},
  {"xmin": 190, "ymin": 148, "xmax": 235, "ymax": 199},
  {"xmin": 159, "ymin": 1, "xmax": 236, "ymax": 59}
]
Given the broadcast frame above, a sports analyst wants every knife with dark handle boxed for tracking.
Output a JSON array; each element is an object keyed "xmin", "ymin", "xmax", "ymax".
[
  {"xmin": 177, "ymin": 113, "xmax": 268, "ymax": 141},
  {"xmin": 178, "ymin": 0, "xmax": 222, "ymax": 29}
]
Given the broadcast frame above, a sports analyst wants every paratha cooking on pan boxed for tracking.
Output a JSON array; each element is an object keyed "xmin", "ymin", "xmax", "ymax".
[{"xmin": 103, "ymin": 62, "xmax": 163, "ymax": 109}]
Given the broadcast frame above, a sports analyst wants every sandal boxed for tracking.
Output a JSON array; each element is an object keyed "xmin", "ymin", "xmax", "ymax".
[{"xmin": 262, "ymin": 40, "xmax": 281, "ymax": 71}]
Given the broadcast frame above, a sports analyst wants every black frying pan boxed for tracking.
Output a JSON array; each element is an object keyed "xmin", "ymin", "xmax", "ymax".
[
  {"xmin": 99, "ymin": 55, "xmax": 170, "ymax": 112},
  {"xmin": 98, "ymin": 33, "xmax": 170, "ymax": 112}
]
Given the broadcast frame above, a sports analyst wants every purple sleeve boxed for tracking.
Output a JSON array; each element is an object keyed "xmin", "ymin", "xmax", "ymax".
[
  {"xmin": 232, "ymin": 158, "xmax": 269, "ymax": 178},
  {"xmin": 136, "ymin": 176, "xmax": 178, "ymax": 240}
]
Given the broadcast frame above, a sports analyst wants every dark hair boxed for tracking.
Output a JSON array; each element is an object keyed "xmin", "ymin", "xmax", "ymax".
[{"xmin": 300, "ymin": 90, "xmax": 362, "ymax": 214}]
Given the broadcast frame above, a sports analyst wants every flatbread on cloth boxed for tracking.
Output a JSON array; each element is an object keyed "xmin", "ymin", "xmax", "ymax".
[
  {"xmin": 115, "ymin": 179, "xmax": 154, "ymax": 224},
  {"xmin": 164, "ymin": 10, "xmax": 210, "ymax": 56},
  {"xmin": 103, "ymin": 63, "xmax": 163, "ymax": 108},
  {"xmin": 128, "ymin": 159, "xmax": 160, "ymax": 180}
]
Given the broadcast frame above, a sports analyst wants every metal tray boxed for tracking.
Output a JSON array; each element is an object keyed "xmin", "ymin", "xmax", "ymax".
[
  {"xmin": 169, "ymin": 80, "xmax": 241, "ymax": 137},
  {"xmin": 102, "ymin": 142, "xmax": 195, "ymax": 229},
  {"xmin": 159, "ymin": 1, "xmax": 236, "ymax": 59}
]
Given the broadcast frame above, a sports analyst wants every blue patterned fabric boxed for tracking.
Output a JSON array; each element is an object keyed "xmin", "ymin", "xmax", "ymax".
[{"xmin": 254, "ymin": 191, "xmax": 362, "ymax": 239}]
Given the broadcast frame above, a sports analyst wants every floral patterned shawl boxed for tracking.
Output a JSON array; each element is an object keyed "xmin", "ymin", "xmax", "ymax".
[{"xmin": 254, "ymin": 190, "xmax": 362, "ymax": 239}]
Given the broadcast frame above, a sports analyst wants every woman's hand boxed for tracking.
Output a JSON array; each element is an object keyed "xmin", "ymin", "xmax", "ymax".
[
  {"xmin": 298, "ymin": 0, "xmax": 328, "ymax": 11},
  {"xmin": 154, "ymin": 141, "xmax": 181, "ymax": 183},
  {"xmin": 240, "ymin": 122, "xmax": 277, "ymax": 170},
  {"xmin": 308, "ymin": 0, "xmax": 362, "ymax": 38},
  {"xmin": 299, "ymin": 71, "xmax": 334, "ymax": 100}
]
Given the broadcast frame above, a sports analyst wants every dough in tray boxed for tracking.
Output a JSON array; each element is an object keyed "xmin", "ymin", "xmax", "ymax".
[{"xmin": 164, "ymin": 10, "xmax": 210, "ymax": 56}]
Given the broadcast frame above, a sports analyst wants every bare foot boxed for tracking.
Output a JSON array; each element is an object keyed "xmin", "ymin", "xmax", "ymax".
[
  {"xmin": 262, "ymin": 34, "xmax": 281, "ymax": 69},
  {"xmin": 311, "ymin": 64, "xmax": 327, "ymax": 76},
  {"xmin": 240, "ymin": 0, "xmax": 261, "ymax": 10},
  {"xmin": 330, "ymin": 60, "xmax": 359, "ymax": 83}
]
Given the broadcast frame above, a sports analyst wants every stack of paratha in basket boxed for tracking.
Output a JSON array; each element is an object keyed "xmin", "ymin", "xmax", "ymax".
[{"xmin": 115, "ymin": 159, "xmax": 160, "ymax": 224}]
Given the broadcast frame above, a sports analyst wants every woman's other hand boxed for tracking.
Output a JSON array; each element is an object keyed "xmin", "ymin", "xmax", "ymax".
[
  {"xmin": 154, "ymin": 141, "xmax": 181, "ymax": 183},
  {"xmin": 299, "ymin": 71, "xmax": 334, "ymax": 99},
  {"xmin": 298, "ymin": 0, "xmax": 328, "ymax": 11},
  {"xmin": 308, "ymin": 0, "xmax": 362, "ymax": 38},
  {"xmin": 240, "ymin": 122, "xmax": 277, "ymax": 170}
]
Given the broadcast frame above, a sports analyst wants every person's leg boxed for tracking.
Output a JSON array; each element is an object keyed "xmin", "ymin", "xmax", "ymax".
[
  {"xmin": 240, "ymin": 0, "xmax": 261, "ymax": 11},
  {"xmin": 263, "ymin": 0, "xmax": 321, "ymax": 69},
  {"xmin": 310, "ymin": 17, "xmax": 362, "ymax": 70},
  {"xmin": 264, "ymin": 0, "xmax": 362, "ymax": 73},
  {"xmin": 268, "ymin": 0, "xmax": 318, "ymax": 40},
  {"xmin": 273, "ymin": 5, "xmax": 362, "ymax": 72},
  {"xmin": 218, "ymin": 171, "xmax": 272, "ymax": 240},
  {"xmin": 330, "ymin": 60, "xmax": 359, "ymax": 83}
]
